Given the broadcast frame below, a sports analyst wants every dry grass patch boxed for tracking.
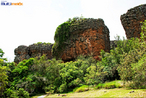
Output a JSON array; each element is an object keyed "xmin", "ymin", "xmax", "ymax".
[{"xmin": 44, "ymin": 88, "xmax": 146, "ymax": 97}]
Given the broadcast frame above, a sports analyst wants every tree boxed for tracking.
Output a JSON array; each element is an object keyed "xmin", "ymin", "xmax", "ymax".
[
  {"xmin": 140, "ymin": 20, "xmax": 146, "ymax": 41},
  {"xmin": 0, "ymin": 48, "xmax": 9, "ymax": 97},
  {"xmin": 117, "ymin": 20, "xmax": 146, "ymax": 88}
]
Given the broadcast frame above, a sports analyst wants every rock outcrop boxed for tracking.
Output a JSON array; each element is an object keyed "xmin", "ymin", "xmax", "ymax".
[
  {"xmin": 14, "ymin": 43, "xmax": 53, "ymax": 63},
  {"xmin": 53, "ymin": 18, "xmax": 110, "ymax": 61},
  {"xmin": 121, "ymin": 4, "xmax": 146, "ymax": 39},
  {"xmin": 14, "ymin": 45, "xmax": 29, "ymax": 63}
]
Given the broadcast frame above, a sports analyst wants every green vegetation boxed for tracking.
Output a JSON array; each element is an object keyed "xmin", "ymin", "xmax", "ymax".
[
  {"xmin": 43, "ymin": 80, "xmax": 146, "ymax": 97},
  {"xmin": 73, "ymin": 85, "xmax": 89, "ymax": 93},
  {"xmin": 34, "ymin": 42, "xmax": 52, "ymax": 45},
  {"xmin": 0, "ymin": 20, "xmax": 146, "ymax": 97},
  {"xmin": 117, "ymin": 20, "xmax": 146, "ymax": 88},
  {"xmin": 0, "ymin": 49, "xmax": 9, "ymax": 97},
  {"xmin": 95, "ymin": 80, "xmax": 123, "ymax": 89},
  {"xmin": 64, "ymin": 88, "xmax": 146, "ymax": 97}
]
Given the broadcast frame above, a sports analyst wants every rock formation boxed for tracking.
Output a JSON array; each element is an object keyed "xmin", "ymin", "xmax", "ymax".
[
  {"xmin": 121, "ymin": 4, "xmax": 146, "ymax": 39},
  {"xmin": 14, "ymin": 45, "xmax": 29, "ymax": 63},
  {"xmin": 14, "ymin": 43, "xmax": 53, "ymax": 63},
  {"xmin": 53, "ymin": 18, "xmax": 110, "ymax": 61}
]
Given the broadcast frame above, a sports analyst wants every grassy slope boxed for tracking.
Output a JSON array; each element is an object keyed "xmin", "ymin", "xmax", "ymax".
[
  {"xmin": 45, "ymin": 88, "xmax": 146, "ymax": 97},
  {"xmin": 32, "ymin": 81, "xmax": 146, "ymax": 97}
]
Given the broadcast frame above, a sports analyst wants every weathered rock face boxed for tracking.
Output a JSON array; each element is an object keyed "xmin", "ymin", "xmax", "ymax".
[
  {"xmin": 121, "ymin": 4, "xmax": 146, "ymax": 39},
  {"xmin": 53, "ymin": 18, "xmax": 110, "ymax": 61},
  {"xmin": 14, "ymin": 45, "xmax": 30, "ymax": 63},
  {"xmin": 14, "ymin": 43, "xmax": 53, "ymax": 63}
]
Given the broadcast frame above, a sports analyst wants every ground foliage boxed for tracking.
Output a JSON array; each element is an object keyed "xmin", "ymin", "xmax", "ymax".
[{"xmin": 0, "ymin": 20, "xmax": 146, "ymax": 97}]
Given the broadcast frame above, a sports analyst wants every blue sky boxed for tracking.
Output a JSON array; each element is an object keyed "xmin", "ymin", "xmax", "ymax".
[{"xmin": 0, "ymin": 0, "xmax": 145, "ymax": 61}]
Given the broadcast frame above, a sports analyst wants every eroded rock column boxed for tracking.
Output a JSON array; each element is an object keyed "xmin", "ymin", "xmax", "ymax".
[{"xmin": 121, "ymin": 4, "xmax": 146, "ymax": 39}]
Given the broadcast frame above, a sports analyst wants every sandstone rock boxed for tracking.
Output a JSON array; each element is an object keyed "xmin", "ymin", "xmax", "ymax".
[
  {"xmin": 14, "ymin": 43, "xmax": 53, "ymax": 63},
  {"xmin": 53, "ymin": 18, "xmax": 110, "ymax": 61},
  {"xmin": 120, "ymin": 4, "xmax": 146, "ymax": 39}
]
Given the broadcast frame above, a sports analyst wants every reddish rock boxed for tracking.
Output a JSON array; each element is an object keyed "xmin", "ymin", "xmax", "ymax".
[
  {"xmin": 120, "ymin": 4, "xmax": 146, "ymax": 39},
  {"xmin": 53, "ymin": 18, "xmax": 110, "ymax": 61}
]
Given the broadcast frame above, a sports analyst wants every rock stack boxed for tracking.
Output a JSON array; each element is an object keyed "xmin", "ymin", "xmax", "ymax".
[
  {"xmin": 14, "ymin": 43, "xmax": 53, "ymax": 63},
  {"xmin": 121, "ymin": 4, "xmax": 146, "ymax": 39},
  {"xmin": 53, "ymin": 18, "xmax": 110, "ymax": 61}
]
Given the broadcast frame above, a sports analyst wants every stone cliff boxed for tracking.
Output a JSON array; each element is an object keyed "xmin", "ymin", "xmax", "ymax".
[
  {"xmin": 14, "ymin": 4, "xmax": 146, "ymax": 63},
  {"xmin": 53, "ymin": 18, "xmax": 110, "ymax": 61},
  {"xmin": 120, "ymin": 4, "xmax": 146, "ymax": 39},
  {"xmin": 14, "ymin": 43, "xmax": 53, "ymax": 63}
]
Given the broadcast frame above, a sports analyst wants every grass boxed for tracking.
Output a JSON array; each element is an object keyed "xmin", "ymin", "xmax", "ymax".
[
  {"xmin": 32, "ymin": 80, "xmax": 146, "ymax": 97},
  {"xmin": 73, "ymin": 85, "xmax": 89, "ymax": 93},
  {"xmin": 44, "ymin": 88, "xmax": 146, "ymax": 97},
  {"xmin": 95, "ymin": 80, "xmax": 123, "ymax": 89}
]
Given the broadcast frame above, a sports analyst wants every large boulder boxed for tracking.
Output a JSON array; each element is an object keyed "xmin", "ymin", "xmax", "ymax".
[
  {"xmin": 53, "ymin": 18, "xmax": 110, "ymax": 61},
  {"xmin": 120, "ymin": 4, "xmax": 146, "ymax": 39},
  {"xmin": 14, "ymin": 43, "xmax": 53, "ymax": 63}
]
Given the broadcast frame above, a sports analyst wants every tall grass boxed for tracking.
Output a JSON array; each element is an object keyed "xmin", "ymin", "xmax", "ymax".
[
  {"xmin": 73, "ymin": 85, "xmax": 89, "ymax": 93},
  {"xmin": 95, "ymin": 80, "xmax": 123, "ymax": 89}
]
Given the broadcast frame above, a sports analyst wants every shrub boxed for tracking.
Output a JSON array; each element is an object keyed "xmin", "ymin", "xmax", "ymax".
[
  {"xmin": 5, "ymin": 88, "xmax": 19, "ymax": 98},
  {"xmin": 34, "ymin": 42, "xmax": 52, "ymax": 45},
  {"xmin": 44, "ymin": 84, "xmax": 55, "ymax": 94},
  {"xmin": 128, "ymin": 56, "xmax": 146, "ymax": 89},
  {"xmin": 103, "ymin": 82, "xmax": 116, "ymax": 89},
  {"xmin": 95, "ymin": 83, "xmax": 104, "ymax": 89},
  {"xmin": 118, "ymin": 41, "xmax": 146, "ymax": 82},
  {"xmin": 17, "ymin": 88, "xmax": 29, "ymax": 98},
  {"xmin": 73, "ymin": 85, "xmax": 89, "ymax": 93},
  {"xmin": 117, "ymin": 20, "xmax": 146, "ymax": 89},
  {"xmin": 95, "ymin": 80, "xmax": 123, "ymax": 89},
  {"xmin": 0, "ymin": 48, "xmax": 9, "ymax": 97},
  {"xmin": 5, "ymin": 88, "xmax": 29, "ymax": 98},
  {"xmin": 140, "ymin": 20, "xmax": 146, "ymax": 41},
  {"xmin": 0, "ymin": 66, "xmax": 9, "ymax": 97},
  {"xmin": 58, "ymin": 83, "xmax": 67, "ymax": 93}
]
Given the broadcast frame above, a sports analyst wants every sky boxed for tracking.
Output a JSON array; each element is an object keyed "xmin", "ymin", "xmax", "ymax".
[{"xmin": 0, "ymin": 0, "xmax": 145, "ymax": 62}]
